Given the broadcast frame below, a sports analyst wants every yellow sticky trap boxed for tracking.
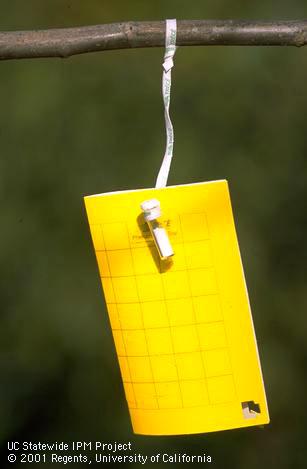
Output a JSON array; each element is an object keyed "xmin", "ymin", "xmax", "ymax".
[{"xmin": 84, "ymin": 180, "xmax": 269, "ymax": 435}]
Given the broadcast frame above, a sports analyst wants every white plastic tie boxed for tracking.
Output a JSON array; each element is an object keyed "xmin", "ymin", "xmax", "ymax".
[
  {"xmin": 141, "ymin": 20, "xmax": 177, "ymax": 259},
  {"xmin": 155, "ymin": 19, "xmax": 177, "ymax": 189}
]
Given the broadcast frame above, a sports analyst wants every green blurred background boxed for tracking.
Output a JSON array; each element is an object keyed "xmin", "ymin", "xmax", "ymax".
[{"xmin": 1, "ymin": 1, "xmax": 307, "ymax": 467}]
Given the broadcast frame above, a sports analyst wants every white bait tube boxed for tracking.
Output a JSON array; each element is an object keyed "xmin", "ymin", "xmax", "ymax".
[{"xmin": 140, "ymin": 199, "xmax": 174, "ymax": 260}]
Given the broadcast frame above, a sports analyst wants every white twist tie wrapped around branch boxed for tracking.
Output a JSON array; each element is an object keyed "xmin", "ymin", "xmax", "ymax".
[
  {"xmin": 155, "ymin": 19, "xmax": 177, "ymax": 189},
  {"xmin": 141, "ymin": 20, "xmax": 177, "ymax": 260}
]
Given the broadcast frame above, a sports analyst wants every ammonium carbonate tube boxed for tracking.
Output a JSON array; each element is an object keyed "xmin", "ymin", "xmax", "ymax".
[{"xmin": 141, "ymin": 199, "xmax": 174, "ymax": 260}]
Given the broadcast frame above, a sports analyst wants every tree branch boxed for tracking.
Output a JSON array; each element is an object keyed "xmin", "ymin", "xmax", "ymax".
[{"xmin": 0, "ymin": 20, "xmax": 307, "ymax": 60}]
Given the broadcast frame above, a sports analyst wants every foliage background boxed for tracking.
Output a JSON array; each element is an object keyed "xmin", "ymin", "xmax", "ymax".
[{"xmin": 1, "ymin": 1, "xmax": 307, "ymax": 467}]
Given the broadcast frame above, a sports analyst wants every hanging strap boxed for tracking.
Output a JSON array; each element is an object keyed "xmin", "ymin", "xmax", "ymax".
[{"xmin": 155, "ymin": 19, "xmax": 177, "ymax": 189}]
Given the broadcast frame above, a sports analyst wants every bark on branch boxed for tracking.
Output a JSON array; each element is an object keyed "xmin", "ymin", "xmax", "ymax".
[{"xmin": 0, "ymin": 20, "xmax": 307, "ymax": 61}]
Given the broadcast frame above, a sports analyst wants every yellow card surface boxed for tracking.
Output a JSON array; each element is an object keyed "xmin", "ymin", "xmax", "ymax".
[{"xmin": 84, "ymin": 180, "xmax": 269, "ymax": 435}]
